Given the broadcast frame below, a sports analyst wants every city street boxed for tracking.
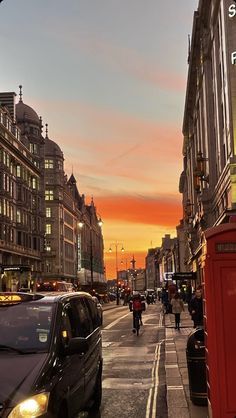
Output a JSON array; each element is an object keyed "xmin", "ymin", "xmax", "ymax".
[{"xmin": 88, "ymin": 303, "xmax": 168, "ymax": 418}]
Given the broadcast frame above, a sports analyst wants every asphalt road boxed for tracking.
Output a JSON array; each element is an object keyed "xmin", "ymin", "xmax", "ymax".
[{"xmin": 88, "ymin": 302, "xmax": 168, "ymax": 418}]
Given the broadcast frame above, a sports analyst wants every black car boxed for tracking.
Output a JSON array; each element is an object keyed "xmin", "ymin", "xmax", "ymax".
[{"xmin": 0, "ymin": 291, "xmax": 103, "ymax": 418}]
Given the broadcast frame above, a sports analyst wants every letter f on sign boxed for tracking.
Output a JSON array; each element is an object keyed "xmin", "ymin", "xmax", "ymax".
[{"xmin": 232, "ymin": 51, "xmax": 236, "ymax": 65}]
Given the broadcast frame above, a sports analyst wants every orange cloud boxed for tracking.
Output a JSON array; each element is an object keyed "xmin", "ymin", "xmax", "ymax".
[{"xmin": 95, "ymin": 195, "xmax": 182, "ymax": 227}]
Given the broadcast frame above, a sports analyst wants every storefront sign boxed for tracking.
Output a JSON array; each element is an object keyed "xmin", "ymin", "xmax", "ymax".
[
  {"xmin": 229, "ymin": 3, "xmax": 236, "ymax": 18},
  {"xmin": 229, "ymin": 3, "xmax": 236, "ymax": 64}
]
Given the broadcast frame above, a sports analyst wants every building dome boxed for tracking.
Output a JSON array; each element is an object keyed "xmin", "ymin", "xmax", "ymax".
[
  {"xmin": 16, "ymin": 101, "xmax": 40, "ymax": 125},
  {"xmin": 45, "ymin": 136, "xmax": 63, "ymax": 158}
]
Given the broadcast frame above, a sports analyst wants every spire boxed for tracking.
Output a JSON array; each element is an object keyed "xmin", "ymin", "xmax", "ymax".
[
  {"xmin": 187, "ymin": 34, "xmax": 191, "ymax": 64},
  {"xmin": 130, "ymin": 255, "xmax": 136, "ymax": 269},
  {"xmin": 19, "ymin": 85, "xmax": 23, "ymax": 102},
  {"xmin": 45, "ymin": 123, "xmax": 48, "ymax": 138},
  {"xmin": 39, "ymin": 116, "xmax": 43, "ymax": 133}
]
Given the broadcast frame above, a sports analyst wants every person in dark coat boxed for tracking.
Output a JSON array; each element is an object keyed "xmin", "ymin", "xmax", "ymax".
[
  {"xmin": 161, "ymin": 288, "xmax": 169, "ymax": 314},
  {"xmin": 189, "ymin": 287, "xmax": 203, "ymax": 328}
]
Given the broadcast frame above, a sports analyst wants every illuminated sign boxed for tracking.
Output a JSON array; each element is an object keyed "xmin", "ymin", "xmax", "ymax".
[
  {"xmin": 229, "ymin": 3, "xmax": 236, "ymax": 65},
  {"xmin": 232, "ymin": 51, "xmax": 236, "ymax": 65},
  {"xmin": 229, "ymin": 3, "xmax": 236, "ymax": 18},
  {"xmin": 0, "ymin": 294, "xmax": 21, "ymax": 304}
]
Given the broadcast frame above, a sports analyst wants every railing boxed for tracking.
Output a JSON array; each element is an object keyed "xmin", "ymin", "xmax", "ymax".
[{"xmin": 0, "ymin": 240, "xmax": 41, "ymax": 258}]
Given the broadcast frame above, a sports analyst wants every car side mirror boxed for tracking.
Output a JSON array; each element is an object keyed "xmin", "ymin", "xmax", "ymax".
[{"xmin": 66, "ymin": 337, "xmax": 89, "ymax": 355}]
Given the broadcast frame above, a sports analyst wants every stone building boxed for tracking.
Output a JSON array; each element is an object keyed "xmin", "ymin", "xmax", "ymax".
[
  {"xmin": 179, "ymin": 0, "xmax": 236, "ymax": 279},
  {"xmin": 0, "ymin": 91, "xmax": 45, "ymax": 290},
  {"xmin": 158, "ymin": 234, "xmax": 179, "ymax": 284},
  {"xmin": 42, "ymin": 129, "xmax": 80, "ymax": 283},
  {"xmin": 0, "ymin": 88, "xmax": 104, "ymax": 290},
  {"xmin": 145, "ymin": 247, "xmax": 160, "ymax": 290}
]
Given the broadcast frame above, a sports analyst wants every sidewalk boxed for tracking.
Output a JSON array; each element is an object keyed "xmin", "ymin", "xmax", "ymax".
[{"xmin": 164, "ymin": 308, "xmax": 208, "ymax": 418}]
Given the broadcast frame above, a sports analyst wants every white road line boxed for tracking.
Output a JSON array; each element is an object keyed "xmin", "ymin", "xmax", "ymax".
[
  {"xmin": 152, "ymin": 342, "xmax": 162, "ymax": 418},
  {"xmin": 103, "ymin": 312, "xmax": 130, "ymax": 330},
  {"xmin": 167, "ymin": 385, "xmax": 184, "ymax": 390},
  {"xmin": 165, "ymin": 364, "xmax": 178, "ymax": 368},
  {"xmin": 145, "ymin": 313, "xmax": 164, "ymax": 418}
]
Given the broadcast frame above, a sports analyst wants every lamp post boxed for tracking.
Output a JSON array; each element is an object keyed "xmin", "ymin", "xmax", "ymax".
[{"xmin": 109, "ymin": 242, "xmax": 124, "ymax": 305}]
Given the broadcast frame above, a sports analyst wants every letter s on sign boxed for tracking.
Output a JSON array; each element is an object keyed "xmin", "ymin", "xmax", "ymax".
[{"xmin": 229, "ymin": 4, "xmax": 236, "ymax": 18}]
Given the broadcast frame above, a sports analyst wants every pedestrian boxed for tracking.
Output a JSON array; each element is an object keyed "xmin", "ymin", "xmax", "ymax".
[
  {"xmin": 168, "ymin": 281, "xmax": 177, "ymax": 303},
  {"xmin": 185, "ymin": 282, "xmax": 192, "ymax": 310},
  {"xmin": 171, "ymin": 292, "xmax": 184, "ymax": 330},
  {"xmin": 179, "ymin": 286, "xmax": 186, "ymax": 302},
  {"xmin": 161, "ymin": 288, "xmax": 169, "ymax": 314},
  {"xmin": 189, "ymin": 286, "xmax": 203, "ymax": 328}
]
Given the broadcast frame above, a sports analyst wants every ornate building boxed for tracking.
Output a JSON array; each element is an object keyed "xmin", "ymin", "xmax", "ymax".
[
  {"xmin": 0, "ymin": 87, "xmax": 105, "ymax": 290},
  {"xmin": 0, "ymin": 91, "xmax": 45, "ymax": 290},
  {"xmin": 179, "ymin": 0, "xmax": 236, "ymax": 280}
]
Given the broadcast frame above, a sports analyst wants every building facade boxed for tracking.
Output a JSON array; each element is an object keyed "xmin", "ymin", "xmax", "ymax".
[
  {"xmin": 145, "ymin": 247, "xmax": 160, "ymax": 290},
  {"xmin": 0, "ymin": 88, "xmax": 105, "ymax": 290},
  {"xmin": 0, "ymin": 92, "xmax": 45, "ymax": 290},
  {"xmin": 180, "ymin": 0, "xmax": 236, "ymax": 279}
]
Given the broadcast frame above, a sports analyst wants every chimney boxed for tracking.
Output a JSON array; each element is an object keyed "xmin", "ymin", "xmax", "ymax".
[{"xmin": 0, "ymin": 92, "xmax": 16, "ymax": 121}]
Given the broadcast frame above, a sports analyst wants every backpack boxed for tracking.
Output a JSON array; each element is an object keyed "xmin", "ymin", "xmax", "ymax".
[{"xmin": 133, "ymin": 299, "xmax": 142, "ymax": 311}]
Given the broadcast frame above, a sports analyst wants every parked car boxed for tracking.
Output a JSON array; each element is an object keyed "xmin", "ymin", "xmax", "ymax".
[
  {"xmin": 0, "ymin": 291, "xmax": 102, "ymax": 418},
  {"xmin": 92, "ymin": 295, "xmax": 103, "ymax": 326},
  {"xmin": 36, "ymin": 281, "xmax": 74, "ymax": 292}
]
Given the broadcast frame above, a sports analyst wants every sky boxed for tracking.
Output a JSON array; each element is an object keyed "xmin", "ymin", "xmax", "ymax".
[{"xmin": 0, "ymin": 0, "xmax": 198, "ymax": 278}]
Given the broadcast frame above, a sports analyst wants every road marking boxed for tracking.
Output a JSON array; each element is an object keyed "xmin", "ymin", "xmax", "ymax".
[
  {"xmin": 103, "ymin": 312, "xmax": 130, "ymax": 330},
  {"xmin": 165, "ymin": 364, "xmax": 178, "ymax": 368},
  {"xmin": 167, "ymin": 385, "xmax": 184, "ymax": 390},
  {"xmin": 145, "ymin": 313, "xmax": 164, "ymax": 418}
]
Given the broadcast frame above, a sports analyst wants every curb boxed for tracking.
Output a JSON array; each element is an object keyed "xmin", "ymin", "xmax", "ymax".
[{"xmin": 164, "ymin": 314, "xmax": 190, "ymax": 418}]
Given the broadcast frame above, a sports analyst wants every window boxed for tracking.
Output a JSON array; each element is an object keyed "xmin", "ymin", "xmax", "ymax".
[
  {"xmin": 46, "ymin": 207, "xmax": 51, "ymax": 218},
  {"xmin": 45, "ymin": 159, "xmax": 54, "ymax": 169},
  {"xmin": 16, "ymin": 210, "xmax": 21, "ymax": 223},
  {"xmin": 84, "ymin": 298, "xmax": 100, "ymax": 330},
  {"xmin": 46, "ymin": 262, "xmax": 51, "ymax": 273},
  {"xmin": 29, "ymin": 143, "xmax": 38, "ymax": 154},
  {"xmin": 45, "ymin": 241, "xmax": 51, "ymax": 252},
  {"xmin": 16, "ymin": 165, "xmax": 21, "ymax": 178},
  {"xmin": 45, "ymin": 190, "xmax": 54, "ymax": 201},
  {"xmin": 61, "ymin": 303, "xmax": 77, "ymax": 347},
  {"xmin": 45, "ymin": 224, "xmax": 51, "ymax": 235},
  {"xmin": 73, "ymin": 298, "xmax": 93, "ymax": 337},
  {"xmin": 32, "ymin": 177, "xmax": 36, "ymax": 190}
]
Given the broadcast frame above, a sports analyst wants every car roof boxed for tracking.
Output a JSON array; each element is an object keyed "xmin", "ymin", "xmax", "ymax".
[{"xmin": 0, "ymin": 291, "xmax": 93, "ymax": 305}]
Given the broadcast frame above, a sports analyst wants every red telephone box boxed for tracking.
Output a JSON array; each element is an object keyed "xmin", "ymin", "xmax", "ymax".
[{"xmin": 203, "ymin": 221, "xmax": 236, "ymax": 418}]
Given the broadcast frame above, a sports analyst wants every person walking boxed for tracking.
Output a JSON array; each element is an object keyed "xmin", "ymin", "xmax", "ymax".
[
  {"xmin": 161, "ymin": 288, "xmax": 169, "ymax": 314},
  {"xmin": 189, "ymin": 286, "xmax": 203, "ymax": 328},
  {"xmin": 171, "ymin": 292, "xmax": 185, "ymax": 330}
]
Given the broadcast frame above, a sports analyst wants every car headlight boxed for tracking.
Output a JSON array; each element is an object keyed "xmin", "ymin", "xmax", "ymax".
[{"xmin": 8, "ymin": 393, "xmax": 50, "ymax": 418}]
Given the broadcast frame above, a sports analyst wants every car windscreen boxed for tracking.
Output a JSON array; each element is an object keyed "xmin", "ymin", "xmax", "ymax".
[{"xmin": 0, "ymin": 302, "xmax": 54, "ymax": 353}]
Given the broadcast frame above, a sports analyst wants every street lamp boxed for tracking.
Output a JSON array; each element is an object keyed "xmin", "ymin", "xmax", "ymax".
[
  {"xmin": 109, "ymin": 242, "xmax": 124, "ymax": 305},
  {"xmin": 78, "ymin": 210, "xmax": 103, "ymax": 292}
]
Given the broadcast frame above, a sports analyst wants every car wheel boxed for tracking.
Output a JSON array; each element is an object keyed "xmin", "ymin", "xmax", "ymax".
[{"xmin": 92, "ymin": 368, "xmax": 102, "ymax": 411}]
